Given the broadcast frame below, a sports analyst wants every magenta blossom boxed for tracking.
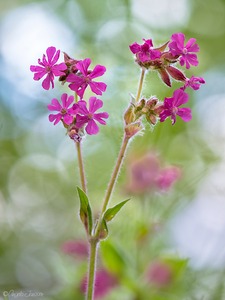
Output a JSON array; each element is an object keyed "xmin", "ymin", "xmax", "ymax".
[
  {"xmin": 75, "ymin": 97, "xmax": 109, "ymax": 135},
  {"xmin": 168, "ymin": 33, "xmax": 200, "ymax": 69},
  {"xmin": 47, "ymin": 93, "xmax": 77, "ymax": 125},
  {"xmin": 160, "ymin": 89, "xmax": 192, "ymax": 125},
  {"xmin": 61, "ymin": 240, "xmax": 89, "ymax": 259},
  {"xmin": 30, "ymin": 47, "xmax": 67, "ymax": 90},
  {"xmin": 147, "ymin": 261, "xmax": 172, "ymax": 288},
  {"xmin": 156, "ymin": 167, "xmax": 181, "ymax": 191},
  {"xmin": 66, "ymin": 58, "xmax": 107, "ymax": 98},
  {"xmin": 129, "ymin": 39, "xmax": 161, "ymax": 63},
  {"xmin": 183, "ymin": 76, "xmax": 205, "ymax": 90},
  {"xmin": 80, "ymin": 269, "xmax": 118, "ymax": 299}
]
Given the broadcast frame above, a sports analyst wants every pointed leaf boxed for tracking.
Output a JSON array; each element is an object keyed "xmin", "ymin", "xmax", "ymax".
[
  {"xmin": 103, "ymin": 199, "xmax": 130, "ymax": 222},
  {"xmin": 77, "ymin": 187, "xmax": 93, "ymax": 235}
]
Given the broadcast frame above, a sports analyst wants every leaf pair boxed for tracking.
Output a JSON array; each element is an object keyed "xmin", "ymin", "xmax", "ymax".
[{"xmin": 77, "ymin": 187, "xmax": 129, "ymax": 239}]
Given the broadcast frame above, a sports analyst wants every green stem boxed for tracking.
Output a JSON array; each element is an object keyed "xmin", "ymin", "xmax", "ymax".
[
  {"xmin": 101, "ymin": 134, "xmax": 129, "ymax": 213},
  {"xmin": 135, "ymin": 68, "xmax": 145, "ymax": 103},
  {"xmin": 93, "ymin": 134, "xmax": 130, "ymax": 241},
  {"xmin": 86, "ymin": 239, "xmax": 98, "ymax": 300},
  {"xmin": 76, "ymin": 142, "xmax": 87, "ymax": 194},
  {"xmin": 86, "ymin": 65, "xmax": 146, "ymax": 298}
]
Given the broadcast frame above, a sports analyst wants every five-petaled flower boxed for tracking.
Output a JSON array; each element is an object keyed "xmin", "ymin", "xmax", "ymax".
[
  {"xmin": 168, "ymin": 33, "xmax": 200, "ymax": 69},
  {"xmin": 75, "ymin": 97, "xmax": 109, "ymax": 135},
  {"xmin": 66, "ymin": 58, "xmax": 107, "ymax": 98},
  {"xmin": 183, "ymin": 76, "xmax": 205, "ymax": 90},
  {"xmin": 47, "ymin": 93, "xmax": 77, "ymax": 125},
  {"xmin": 129, "ymin": 39, "xmax": 161, "ymax": 63},
  {"xmin": 160, "ymin": 89, "xmax": 192, "ymax": 125},
  {"xmin": 30, "ymin": 47, "xmax": 67, "ymax": 90}
]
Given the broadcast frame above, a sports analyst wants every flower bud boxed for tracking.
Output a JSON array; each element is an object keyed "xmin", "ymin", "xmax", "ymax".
[
  {"xmin": 125, "ymin": 121, "xmax": 143, "ymax": 138},
  {"xmin": 166, "ymin": 66, "xmax": 186, "ymax": 81},
  {"xmin": 67, "ymin": 125, "xmax": 84, "ymax": 143},
  {"xmin": 158, "ymin": 69, "xmax": 171, "ymax": 87},
  {"xmin": 124, "ymin": 104, "xmax": 135, "ymax": 125}
]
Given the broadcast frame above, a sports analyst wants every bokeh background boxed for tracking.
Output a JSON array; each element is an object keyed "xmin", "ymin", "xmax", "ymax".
[{"xmin": 1, "ymin": 0, "xmax": 225, "ymax": 299}]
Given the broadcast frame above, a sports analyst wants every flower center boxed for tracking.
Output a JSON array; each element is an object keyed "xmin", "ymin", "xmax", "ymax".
[
  {"xmin": 45, "ymin": 66, "xmax": 52, "ymax": 73},
  {"xmin": 183, "ymin": 47, "xmax": 188, "ymax": 55},
  {"xmin": 61, "ymin": 108, "xmax": 67, "ymax": 115},
  {"xmin": 87, "ymin": 113, "xmax": 93, "ymax": 119},
  {"xmin": 172, "ymin": 107, "xmax": 178, "ymax": 115}
]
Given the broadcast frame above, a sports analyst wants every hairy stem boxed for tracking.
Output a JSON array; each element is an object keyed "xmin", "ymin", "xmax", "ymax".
[
  {"xmin": 86, "ymin": 239, "xmax": 98, "ymax": 300},
  {"xmin": 76, "ymin": 142, "xmax": 87, "ymax": 194},
  {"xmin": 93, "ymin": 134, "xmax": 129, "ymax": 239},
  {"xmin": 135, "ymin": 68, "xmax": 145, "ymax": 103},
  {"xmin": 101, "ymin": 134, "xmax": 129, "ymax": 213}
]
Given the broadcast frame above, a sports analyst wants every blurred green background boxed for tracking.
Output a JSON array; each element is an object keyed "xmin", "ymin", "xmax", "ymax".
[{"xmin": 1, "ymin": 0, "xmax": 225, "ymax": 299}]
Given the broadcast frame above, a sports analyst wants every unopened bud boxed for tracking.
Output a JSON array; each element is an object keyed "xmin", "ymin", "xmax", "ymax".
[
  {"xmin": 124, "ymin": 105, "xmax": 135, "ymax": 125},
  {"xmin": 166, "ymin": 66, "xmax": 186, "ymax": 81},
  {"xmin": 158, "ymin": 69, "xmax": 171, "ymax": 87},
  {"xmin": 125, "ymin": 121, "xmax": 143, "ymax": 138}
]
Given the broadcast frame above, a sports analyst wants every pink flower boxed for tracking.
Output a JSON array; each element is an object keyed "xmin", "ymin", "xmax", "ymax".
[
  {"xmin": 183, "ymin": 76, "xmax": 205, "ymax": 90},
  {"xmin": 61, "ymin": 240, "xmax": 89, "ymax": 259},
  {"xmin": 147, "ymin": 261, "xmax": 172, "ymax": 288},
  {"xmin": 66, "ymin": 58, "xmax": 107, "ymax": 98},
  {"xmin": 125, "ymin": 153, "xmax": 181, "ymax": 195},
  {"xmin": 155, "ymin": 167, "xmax": 181, "ymax": 191},
  {"xmin": 160, "ymin": 89, "xmax": 192, "ymax": 125},
  {"xmin": 126, "ymin": 154, "xmax": 160, "ymax": 195},
  {"xmin": 75, "ymin": 97, "xmax": 109, "ymax": 135},
  {"xmin": 80, "ymin": 269, "xmax": 118, "ymax": 299},
  {"xmin": 47, "ymin": 93, "xmax": 77, "ymax": 125},
  {"xmin": 168, "ymin": 33, "xmax": 200, "ymax": 69},
  {"xmin": 129, "ymin": 39, "xmax": 161, "ymax": 63},
  {"xmin": 30, "ymin": 46, "xmax": 67, "ymax": 90}
]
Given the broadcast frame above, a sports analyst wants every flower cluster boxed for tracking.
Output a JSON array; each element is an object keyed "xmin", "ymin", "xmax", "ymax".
[
  {"xmin": 126, "ymin": 152, "xmax": 181, "ymax": 195},
  {"xmin": 30, "ymin": 48, "xmax": 108, "ymax": 139},
  {"xmin": 128, "ymin": 32, "xmax": 205, "ymax": 126}
]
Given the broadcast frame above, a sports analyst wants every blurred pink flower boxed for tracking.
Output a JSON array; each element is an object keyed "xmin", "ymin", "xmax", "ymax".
[
  {"xmin": 75, "ymin": 97, "xmax": 109, "ymax": 135},
  {"xmin": 30, "ymin": 46, "xmax": 67, "ymax": 90},
  {"xmin": 126, "ymin": 154, "xmax": 160, "ymax": 195},
  {"xmin": 168, "ymin": 33, "xmax": 199, "ymax": 69},
  {"xmin": 160, "ymin": 88, "xmax": 192, "ymax": 125},
  {"xmin": 80, "ymin": 269, "xmax": 118, "ymax": 299},
  {"xmin": 47, "ymin": 93, "xmax": 78, "ymax": 125},
  {"xmin": 61, "ymin": 240, "xmax": 89, "ymax": 259},
  {"xmin": 156, "ymin": 167, "xmax": 181, "ymax": 191},
  {"xmin": 147, "ymin": 261, "xmax": 172, "ymax": 288},
  {"xmin": 126, "ymin": 153, "xmax": 181, "ymax": 195},
  {"xmin": 66, "ymin": 58, "xmax": 107, "ymax": 98}
]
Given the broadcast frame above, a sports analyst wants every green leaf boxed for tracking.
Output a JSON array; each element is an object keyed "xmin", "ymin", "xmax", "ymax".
[
  {"xmin": 77, "ymin": 187, "xmax": 92, "ymax": 235},
  {"xmin": 101, "ymin": 240, "xmax": 127, "ymax": 275},
  {"xmin": 103, "ymin": 199, "xmax": 130, "ymax": 222}
]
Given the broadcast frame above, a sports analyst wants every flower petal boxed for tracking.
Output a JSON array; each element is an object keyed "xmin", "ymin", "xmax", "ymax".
[
  {"xmin": 63, "ymin": 115, "xmax": 74, "ymax": 125},
  {"xmin": 76, "ymin": 58, "xmax": 91, "ymax": 75},
  {"xmin": 76, "ymin": 114, "xmax": 89, "ymax": 128},
  {"xmin": 42, "ymin": 75, "xmax": 51, "ymax": 90},
  {"xmin": 89, "ymin": 97, "xmax": 103, "ymax": 113},
  {"xmin": 173, "ymin": 89, "xmax": 189, "ymax": 107},
  {"xmin": 129, "ymin": 42, "xmax": 141, "ymax": 54},
  {"xmin": 85, "ymin": 119, "xmax": 99, "ymax": 135},
  {"xmin": 89, "ymin": 81, "xmax": 107, "ymax": 95},
  {"xmin": 77, "ymin": 100, "xmax": 89, "ymax": 115},
  {"xmin": 177, "ymin": 107, "xmax": 192, "ymax": 122},
  {"xmin": 93, "ymin": 112, "xmax": 109, "ymax": 124},
  {"xmin": 89, "ymin": 65, "xmax": 106, "ymax": 79},
  {"xmin": 49, "ymin": 113, "xmax": 62, "ymax": 125},
  {"xmin": 46, "ymin": 47, "xmax": 56, "ymax": 63}
]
